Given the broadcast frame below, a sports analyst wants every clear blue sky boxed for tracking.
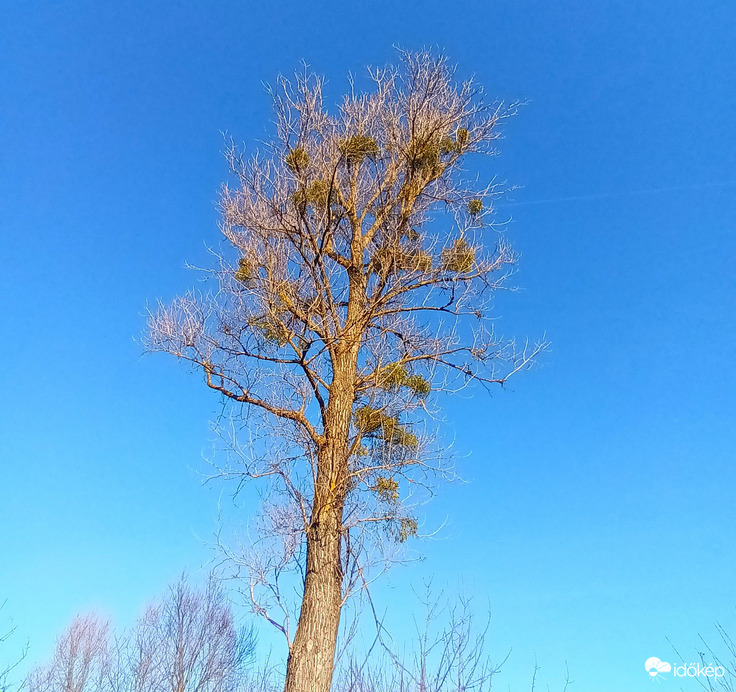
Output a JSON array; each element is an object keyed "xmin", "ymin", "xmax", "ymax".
[{"xmin": 2, "ymin": 1, "xmax": 735, "ymax": 690}]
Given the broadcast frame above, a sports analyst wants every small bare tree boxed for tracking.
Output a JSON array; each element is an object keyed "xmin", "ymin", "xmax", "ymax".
[
  {"xmin": 27, "ymin": 577, "xmax": 255, "ymax": 692},
  {"xmin": 27, "ymin": 615, "xmax": 110, "ymax": 692},
  {"xmin": 334, "ymin": 590, "xmax": 501, "ymax": 692},
  {"xmin": 1, "ymin": 602, "xmax": 27, "ymax": 692},
  {"xmin": 147, "ymin": 50, "xmax": 544, "ymax": 692},
  {"xmin": 123, "ymin": 576, "xmax": 251, "ymax": 692},
  {"xmin": 670, "ymin": 622, "xmax": 736, "ymax": 692}
]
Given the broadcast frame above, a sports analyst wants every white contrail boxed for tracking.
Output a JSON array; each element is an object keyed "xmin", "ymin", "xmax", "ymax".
[{"xmin": 497, "ymin": 179, "xmax": 736, "ymax": 208}]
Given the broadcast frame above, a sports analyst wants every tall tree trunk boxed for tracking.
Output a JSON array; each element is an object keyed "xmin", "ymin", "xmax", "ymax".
[
  {"xmin": 283, "ymin": 349, "xmax": 356, "ymax": 692},
  {"xmin": 282, "ymin": 501, "xmax": 343, "ymax": 692}
]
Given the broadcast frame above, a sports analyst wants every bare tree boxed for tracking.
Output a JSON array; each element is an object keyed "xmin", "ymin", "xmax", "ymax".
[
  {"xmin": 123, "ymin": 576, "xmax": 251, "ymax": 692},
  {"xmin": 1, "ymin": 602, "xmax": 27, "ymax": 692},
  {"xmin": 27, "ymin": 615, "xmax": 110, "ymax": 692},
  {"xmin": 669, "ymin": 622, "xmax": 736, "ymax": 692},
  {"xmin": 146, "ymin": 50, "xmax": 545, "ymax": 692},
  {"xmin": 26, "ymin": 577, "xmax": 256, "ymax": 692},
  {"xmin": 334, "ymin": 589, "xmax": 502, "ymax": 692}
]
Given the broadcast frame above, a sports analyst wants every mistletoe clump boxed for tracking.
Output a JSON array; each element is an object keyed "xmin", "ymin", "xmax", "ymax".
[
  {"xmin": 407, "ymin": 138, "xmax": 442, "ymax": 176},
  {"xmin": 248, "ymin": 315, "xmax": 291, "ymax": 346},
  {"xmin": 376, "ymin": 363, "xmax": 431, "ymax": 397},
  {"xmin": 340, "ymin": 134, "xmax": 379, "ymax": 163},
  {"xmin": 373, "ymin": 476, "xmax": 400, "ymax": 503},
  {"xmin": 284, "ymin": 147, "xmax": 310, "ymax": 172},
  {"xmin": 234, "ymin": 257, "xmax": 254, "ymax": 283},
  {"xmin": 409, "ymin": 128, "xmax": 470, "ymax": 175},
  {"xmin": 439, "ymin": 127, "xmax": 470, "ymax": 155},
  {"xmin": 355, "ymin": 405, "xmax": 388, "ymax": 434},
  {"xmin": 467, "ymin": 198, "xmax": 483, "ymax": 215},
  {"xmin": 441, "ymin": 238, "xmax": 476, "ymax": 273},
  {"xmin": 355, "ymin": 406, "xmax": 418, "ymax": 447},
  {"xmin": 292, "ymin": 179, "xmax": 334, "ymax": 212},
  {"xmin": 394, "ymin": 517, "xmax": 418, "ymax": 543},
  {"xmin": 372, "ymin": 246, "xmax": 432, "ymax": 277},
  {"xmin": 439, "ymin": 135, "xmax": 456, "ymax": 155}
]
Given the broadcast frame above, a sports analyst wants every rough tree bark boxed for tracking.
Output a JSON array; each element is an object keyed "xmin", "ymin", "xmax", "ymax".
[{"xmin": 284, "ymin": 269, "xmax": 366, "ymax": 690}]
